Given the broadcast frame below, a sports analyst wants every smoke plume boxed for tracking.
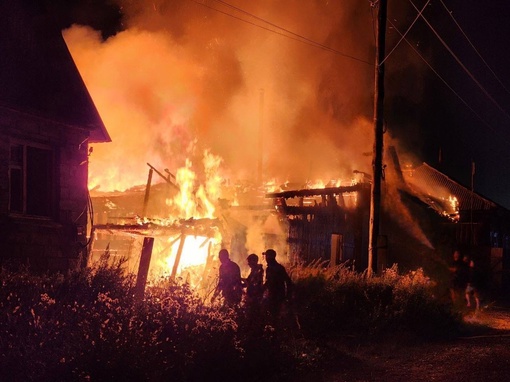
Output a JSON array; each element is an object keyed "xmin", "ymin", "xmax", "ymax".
[{"xmin": 63, "ymin": 0, "xmax": 383, "ymax": 191}]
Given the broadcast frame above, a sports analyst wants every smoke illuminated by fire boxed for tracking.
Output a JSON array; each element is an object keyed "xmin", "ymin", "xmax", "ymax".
[
  {"xmin": 63, "ymin": 1, "xmax": 439, "ymax": 280},
  {"xmin": 63, "ymin": 0, "xmax": 377, "ymax": 193}
]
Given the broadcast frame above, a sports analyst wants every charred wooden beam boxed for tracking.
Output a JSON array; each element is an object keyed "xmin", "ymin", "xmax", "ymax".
[
  {"xmin": 134, "ymin": 237, "xmax": 154, "ymax": 301},
  {"xmin": 170, "ymin": 234, "xmax": 186, "ymax": 280},
  {"xmin": 276, "ymin": 205, "xmax": 344, "ymax": 216},
  {"xmin": 265, "ymin": 184, "xmax": 363, "ymax": 199},
  {"xmin": 93, "ymin": 218, "xmax": 221, "ymax": 238},
  {"xmin": 142, "ymin": 167, "xmax": 154, "ymax": 216},
  {"xmin": 147, "ymin": 162, "xmax": 179, "ymax": 190}
]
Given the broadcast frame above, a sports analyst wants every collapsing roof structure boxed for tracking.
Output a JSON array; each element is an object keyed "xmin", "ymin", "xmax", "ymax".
[{"xmin": 403, "ymin": 163, "xmax": 499, "ymax": 221}]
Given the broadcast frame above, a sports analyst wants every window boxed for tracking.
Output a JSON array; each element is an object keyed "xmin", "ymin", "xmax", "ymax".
[{"xmin": 9, "ymin": 143, "xmax": 54, "ymax": 217}]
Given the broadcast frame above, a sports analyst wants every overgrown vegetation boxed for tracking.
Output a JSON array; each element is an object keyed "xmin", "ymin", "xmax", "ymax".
[
  {"xmin": 0, "ymin": 258, "xmax": 462, "ymax": 381},
  {"xmin": 291, "ymin": 262, "xmax": 462, "ymax": 340}
]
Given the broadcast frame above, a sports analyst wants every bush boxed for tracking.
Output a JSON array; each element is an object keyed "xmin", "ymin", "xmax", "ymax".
[
  {"xmin": 0, "ymin": 261, "xmax": 462, "ymax": 381},
  {"xmin": 0, "ymin": 262, "xmax": 295, "ymax": 382},
  {"xmin": 291, "ymin": 263, "xmax": 462, "ymax": 340}
]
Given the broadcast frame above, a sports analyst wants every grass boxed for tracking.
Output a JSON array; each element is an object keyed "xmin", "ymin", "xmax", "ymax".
[{"xmin": 0, "ymin": 259, "xmax": 463, "ymax": 381}]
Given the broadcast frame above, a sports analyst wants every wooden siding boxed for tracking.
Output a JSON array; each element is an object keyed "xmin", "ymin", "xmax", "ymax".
[{"xmin": 0, "ymin": 107, "xmax": 90, "ymax": 271}]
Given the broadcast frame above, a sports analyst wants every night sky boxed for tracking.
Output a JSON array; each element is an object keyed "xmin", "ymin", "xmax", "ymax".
[
  {"xmin": 45, "ymin": 0, "xmax": 510, "ymax": 208},
  {"xmin": 384, "ymin": 0, "xmax": 510, "ymax": 208}
]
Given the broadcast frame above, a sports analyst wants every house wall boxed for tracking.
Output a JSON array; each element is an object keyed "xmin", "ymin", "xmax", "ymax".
[
  {"xmin": 0, "ymin": 107, "xmax": 90, "ymax": 272},
  {"xmin": 274, "ymin": 185, "xmax": 371, "ymax": 270}
]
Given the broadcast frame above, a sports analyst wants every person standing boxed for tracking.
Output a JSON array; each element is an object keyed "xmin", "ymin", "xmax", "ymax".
[
  {"xmin": 465, "ymin": 259, "xmax": 481, "ymax": 311},
  {"xmin": 448, "ymin": 250, "xmax": 464, "ymax": 304},
  {"xmin": 263, "ymin": 249, "xmax": 293, "ymax": 322},
  {"xmin": 242, "ymin": 253, "xmax": 265, "ymax": 328},
  {"xmin": 243, "ymin": 253, "xmax": 264, "ymax": 307},
  {"xmin": 212, "ymin": 249, "xmax": 242, "ymax": 306}
]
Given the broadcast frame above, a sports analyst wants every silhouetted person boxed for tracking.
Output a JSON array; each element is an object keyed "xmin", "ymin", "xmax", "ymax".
[
  {"xmin": 212, "ymin": 249, "xmax": 242, "ymax": 306},
  {"xmin": 263, "ymin": 249, "xmax": 293, "ymax": 322},
  {"xmin": 449, "ymin": 250, "xmax": 464, "ymax": 304},
  {"xmin": 465, "ymin": 259, "xmax": 481, "ymax": 311},
  {"xmin": 243, "ymin": 253, "xmax": 264, "ymax": 307},
  {"xmin": 459, "ymin": 254, "xmax": 470, "ymax": 289}
]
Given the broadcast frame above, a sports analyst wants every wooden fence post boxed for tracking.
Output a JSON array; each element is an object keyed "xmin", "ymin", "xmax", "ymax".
[{"xmin": 134, "ymin": 237, "xmax": 154, "ymax": 301}]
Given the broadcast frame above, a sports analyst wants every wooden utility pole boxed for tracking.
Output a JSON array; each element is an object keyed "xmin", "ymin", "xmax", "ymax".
[
  {"xmin": 257, "ymin": 88, "xmax": 264, "ymax": 185},
  {"xmin": 368, "ymin": 0, "xmax": 387, "ymax": 276}
]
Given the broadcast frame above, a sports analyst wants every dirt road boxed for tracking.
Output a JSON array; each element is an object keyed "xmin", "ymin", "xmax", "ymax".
[{"xmin": 310, "ymin": 306, "xmax": 510, "ymax": 382}]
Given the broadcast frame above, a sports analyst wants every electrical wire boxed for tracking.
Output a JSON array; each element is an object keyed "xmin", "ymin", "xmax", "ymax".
[
  {"xmin": 388, "ymin": 19, "xmax": 510, "ymax": 146},
  {"xmin": 408, "ymin": 0, "xmax": 510, "ymax": 123},
  {"xmin": 380, "ymin": 0, "xmax": 430, "ymax": 66},
  {"xmin": 439, "ymin": 0, "xmax": 510, "ymax": 96},
  {"xmin": 188, "ymin": 0, "xmax": 373, "ymax": 65}
]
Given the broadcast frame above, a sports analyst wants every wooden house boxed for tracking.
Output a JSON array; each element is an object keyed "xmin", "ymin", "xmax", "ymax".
[
  {"xmin": 266, "ymin": 180, "xmax": 372, "ymax": 271},
  {"xmin": 0, "ymin": 1, "xmax": 110, "ymax": 271},
  {"xmin": 266, "ymin": 149, "xmax": 510, "ymax": 296},
  {"xmin": 402, "ymin": 162, "xmax": 510, "ymax": 294}
]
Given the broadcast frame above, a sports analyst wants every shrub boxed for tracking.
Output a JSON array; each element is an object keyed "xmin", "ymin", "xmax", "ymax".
[
  {"xmin": 0, "ymin": 260, "xmax": 462, "ymax": 381},
  {"xmin": 291, "ymin": 263, "xmax": 461, "ymax": 340}
]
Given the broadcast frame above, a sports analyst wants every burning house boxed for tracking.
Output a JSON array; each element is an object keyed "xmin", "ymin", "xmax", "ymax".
[
  {"xmin": 401, "ymin": 162, "xmax": 510, "ymax": 293},
  {"xmin": 266, "ymin": 177, "xmax": 371, "ymax": 270},
  {"xmin": 13, "ymin": 0, "xmax": 502, "ymax": 299},
  {"xmin": 264, "ymin": 146, "xmax": 510, "ymax": 295},
  {"xmin": 0, "ymin": 2, "xmax": 110, "ymax": 271}
]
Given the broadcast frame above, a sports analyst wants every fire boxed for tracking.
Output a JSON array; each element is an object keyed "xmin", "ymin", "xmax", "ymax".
[
  {"xmin": 88, "ymin": 149, "xmax": 228, "ymax": 286},
  {"xmin": 169, "ymin": 158, "xmax": 199, "ymax": 219},
  {"xmin": 63, "ymin": 1, "xmax": 379, "ymax": 290},
  {"xmin": 448, "ymin": 195, "xmax": 459, "ymax": 214},
  {"xmin": 164, "ymin": 150, "xmax": 226, "ymax": 220},
  {"xmin": 152, "ymin": 234, "xmax": 219, "ymax": 282},
  {"xmin": 442, "ymin": 195, "xmax": 459, "ymax": 221}
]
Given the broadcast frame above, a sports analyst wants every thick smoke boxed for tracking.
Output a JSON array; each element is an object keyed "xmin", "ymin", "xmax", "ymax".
[{"xmin": 63, "ymin": 0, "xmax": 381, "ymax": 191}]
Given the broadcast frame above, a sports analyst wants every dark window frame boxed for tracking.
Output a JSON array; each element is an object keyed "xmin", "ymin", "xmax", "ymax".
[{"xmin": 9, "ymin": 141, "xmax": 56, "ymax": 219}]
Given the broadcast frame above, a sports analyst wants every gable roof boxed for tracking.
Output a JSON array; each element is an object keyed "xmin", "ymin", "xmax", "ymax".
[{"xmin": 0, "ymin": 1, "xmax": 110, "ymax": 142}]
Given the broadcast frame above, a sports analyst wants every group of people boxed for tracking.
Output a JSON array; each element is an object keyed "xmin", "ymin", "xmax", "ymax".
[
  {"xmin": 449, "ymin": 250, "xmax": 481, "ymax": 310},
  {"xmin": 211, "ymin": 248, "xmax": 293, "ymax": 321}
]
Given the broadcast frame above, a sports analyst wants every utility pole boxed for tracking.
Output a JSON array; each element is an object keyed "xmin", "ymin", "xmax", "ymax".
[
  {"xmin": 368, "ymin": 0, "xmax": 387, "ymax": 276},
  {"xmin": 257, "ymin": 88, "xmax": 264, "ymax": 185}
]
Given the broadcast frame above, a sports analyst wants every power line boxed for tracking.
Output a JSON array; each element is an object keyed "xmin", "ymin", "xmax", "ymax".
[
  {"xmin": 408, "ymin": 0, "xmax": 510, "ymax": 123},
  {"xmin": 438, "ymin": 0, "xmax": 510, "ymax": 96},
  {"xmin": 388, "ymin": 19, "xmax": 510, "ymax": 146},
  {"xmin": 380, "ymin": 0, "xmax": 430, "ymax": 66},
  {"xmin": 188, "ymin": 0, "xmax": 373, "ymax": 65}
]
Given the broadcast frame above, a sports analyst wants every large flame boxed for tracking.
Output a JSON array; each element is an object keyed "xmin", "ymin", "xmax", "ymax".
[
  {"xmin": 63, "ymin": 1, "xmax": 426, "ymax": 280},
  {"xmin": 63, "ymin": 1, "xmax": 377, "ymax": 194}
]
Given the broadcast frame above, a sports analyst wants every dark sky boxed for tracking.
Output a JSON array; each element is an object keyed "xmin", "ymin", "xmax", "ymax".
[
  {"xmin": 45, "ymin": 0, "xmax": 510, "ymax": 208},
  {"xmin": 385, "ymin": 0, "xmax": 510, "ymax": 208}
]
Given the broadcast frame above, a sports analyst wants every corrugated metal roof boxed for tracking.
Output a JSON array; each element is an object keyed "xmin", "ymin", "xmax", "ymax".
[{"xmin": 404, "ymin": 163, "xmax": 497, "ymax": 215}]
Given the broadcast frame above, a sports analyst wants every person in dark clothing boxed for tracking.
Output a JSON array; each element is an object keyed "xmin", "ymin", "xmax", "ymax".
[
  {"xmin": 465, "ymin": 259, "xmax": 481, "ymax": 311},
  {"xmin": 212, "ymin": 249, "xmax": 242, "ymax": 306},
  {"xmin": 243, "ymin": 253, "xmax": 264, "ymax": 307},
  {"xmin": 449, "ymin": 250, "xmax": 465, "ymax": 304},
  {"xmin": 263, "ymin": 248, "xmax": 293, "ymax": 321}
]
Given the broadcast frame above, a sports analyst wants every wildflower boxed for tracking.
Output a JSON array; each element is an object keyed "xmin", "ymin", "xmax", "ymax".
[{"xmin": 40, "ymin": 293, "xmax": 56, "ymax": 305}]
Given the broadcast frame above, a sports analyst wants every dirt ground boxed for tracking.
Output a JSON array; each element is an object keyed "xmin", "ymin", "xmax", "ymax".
[{"xmin": 301, "ymin": 304, "xmax": 510, "ymax": 382}]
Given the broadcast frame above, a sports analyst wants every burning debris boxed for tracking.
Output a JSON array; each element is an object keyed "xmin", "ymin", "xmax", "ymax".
[{"xmin": 88, "ymin": 159, "xmax": 283, "ymax": 291}]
